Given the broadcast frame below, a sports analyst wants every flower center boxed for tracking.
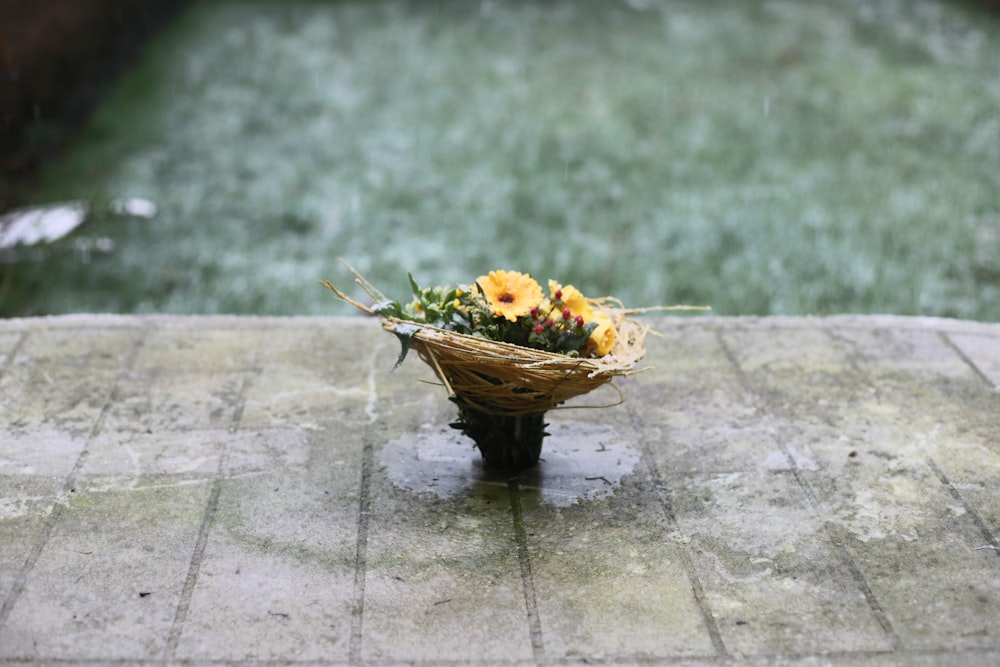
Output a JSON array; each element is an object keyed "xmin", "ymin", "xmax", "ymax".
[{"xmin": 499, "ymin": 293, "xmax": 515, "ymax": 303}]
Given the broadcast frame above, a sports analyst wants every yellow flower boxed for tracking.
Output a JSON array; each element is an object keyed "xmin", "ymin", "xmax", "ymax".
[
  {"xmin": 476, "ymin": 270, "xmax": 544, "ymax": 322},
  {"xmin": 587, "ymin": 311, "xmax": 617, "ymax": 357},
  {"xmin": 548, "ymin": 280, "xmax": 595, "ymax": 321}
]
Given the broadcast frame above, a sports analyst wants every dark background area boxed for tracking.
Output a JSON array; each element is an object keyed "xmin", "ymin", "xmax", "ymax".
[{"xmin": 0, "ymin": 0, "xmax": 188, "ymax": 212}]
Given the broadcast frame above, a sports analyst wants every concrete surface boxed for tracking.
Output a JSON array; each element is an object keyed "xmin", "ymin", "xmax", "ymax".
[{"xmin": 0, "ymin": 314, "xmax": 998, "ymax": 666}]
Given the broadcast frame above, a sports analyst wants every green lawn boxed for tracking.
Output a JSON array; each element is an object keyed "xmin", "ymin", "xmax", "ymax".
[{"xmin": 3, "ymin": 0, "xmax": 999, "ymax": 319}]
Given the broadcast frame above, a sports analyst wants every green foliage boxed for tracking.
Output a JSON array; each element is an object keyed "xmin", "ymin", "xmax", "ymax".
[
  {"xmin": 4, "ymin": 0, "xmax": 999, "ymax": 320},
  {"xmin": 375, "ymin": 273, "xmax": 600, "ymax": 368}
]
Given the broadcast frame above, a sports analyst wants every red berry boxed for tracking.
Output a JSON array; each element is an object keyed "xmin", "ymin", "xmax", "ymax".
[
  {"xmin": 545, "ymin": 318, "xmax": 555, "ymax": 328},
  {"xmin": 562, "ymin": 308, "xmax": 572, "ymax": 320},
  {"xmin": 555, "ymin": 289, "xmax": 563, "ymax": 299},
  {"xmin": 575, "ymin": 315, "xmax": 585, "ymax": 326},
  {"xmin": 533, "ymin": 323, "xmax": 544, "ymax": 334}
]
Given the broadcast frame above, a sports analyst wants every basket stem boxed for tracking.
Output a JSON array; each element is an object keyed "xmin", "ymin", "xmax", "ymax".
[{"xmin": 451, "ymin": 405, "xmax": 547, "ymax": 473}]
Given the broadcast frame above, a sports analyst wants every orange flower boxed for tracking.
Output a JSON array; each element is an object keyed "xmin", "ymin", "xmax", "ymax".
[
  {"xmin": 586, "ymin": 311, "xmax": 617, "ymax": 357},
  {"xmin": 476, "ymin": 270, "xmax": 544, "ymax": 322}
]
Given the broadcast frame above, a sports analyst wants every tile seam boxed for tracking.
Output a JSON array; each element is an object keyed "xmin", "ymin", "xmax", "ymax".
[
  {"xmin": 349, "ymin": 340, "xmax": 385, "ymax": 663},
  {"xmin": 162, "ymin": 478, "xmax": 223, "ymax": 658},
  {"xmin": 348, "ymin": 444, "xmax": 374, "ymax": 665},
  {"xmin": 507, "ymin": 479, "xmax": 545, "ymax": 662},
  {"xmin": 628, "ymin": 402, "xmax": 728, "ymax": 658},
  {"xmin": 939, "ymin": 332, "xmax": 997, "ymax": 390},
  {"xmin": 926, "ymin": 457, "xmax": 1000, "ymax": 559},
  {"xmin": 163, "ymin": 369, "xmax": 256, "ymax": 658},
  {"xmin": 348, "ymin": 432, "xmax": 374, "ymax": 663}
]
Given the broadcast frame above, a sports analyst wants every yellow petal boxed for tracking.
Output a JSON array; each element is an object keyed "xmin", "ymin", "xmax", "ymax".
[{"xmin": 475, "ymin": 270, "xmax": 544, "ymax": 322}]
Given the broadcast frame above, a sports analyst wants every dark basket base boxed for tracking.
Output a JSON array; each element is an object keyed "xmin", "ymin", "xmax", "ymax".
[{"xmin": 450, "ymin": 404, "xmax": 547, "ymax": 474}]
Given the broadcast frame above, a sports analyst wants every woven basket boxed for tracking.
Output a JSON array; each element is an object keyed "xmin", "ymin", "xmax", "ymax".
[
  {"xmin": 321, "ymin": 269, "xmax": 660, "ymax": 472},
  {"xmin": 378, "ymin": 306, "xmax": 647, "ymax": 416}
]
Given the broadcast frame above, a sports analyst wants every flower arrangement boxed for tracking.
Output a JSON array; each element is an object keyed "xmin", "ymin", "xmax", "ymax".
[{"xmin": 322, "ymin": 262, "xmax": 706, "ymax": 473}]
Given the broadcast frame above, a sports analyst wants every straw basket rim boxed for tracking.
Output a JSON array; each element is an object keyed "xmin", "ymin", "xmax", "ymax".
[
  {"xmin": 379, "ymin": 308, "xmax": 646, "ymax": 376},
  {"xmin": 378, "ymin": 303, "xmax": 649, "ymax": 415}
]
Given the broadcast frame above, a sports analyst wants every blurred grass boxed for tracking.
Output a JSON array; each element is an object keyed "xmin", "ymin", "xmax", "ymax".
[{"xmin": 2, "ymin": 0, "xmax": 999, "ymax": 319}]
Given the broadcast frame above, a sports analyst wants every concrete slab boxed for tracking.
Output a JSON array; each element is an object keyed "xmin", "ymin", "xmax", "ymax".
[
  {"xmin": 0, "ymin": 481, "xmax": 213, "ymax": 660},
  {"xmin": 0, "ymin": 314, "xmax": 998, "ymax": 666}
]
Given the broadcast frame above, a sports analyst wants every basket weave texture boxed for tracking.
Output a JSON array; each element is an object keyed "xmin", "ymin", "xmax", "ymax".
[{"xmin": 380, "ymin": 301, "xmax": 648, "ymax": 416}]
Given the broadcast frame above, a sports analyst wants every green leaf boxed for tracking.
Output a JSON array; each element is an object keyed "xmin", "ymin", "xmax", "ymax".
[
  {"xmin": 372, "ymin": 299, "xmax": 403, "ymax": 317},
  {"xmin": 390, "ymin": 322, "xmax": 423, "ymax": 370}
]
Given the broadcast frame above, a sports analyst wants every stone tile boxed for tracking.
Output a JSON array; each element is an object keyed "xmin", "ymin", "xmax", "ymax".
[
  {"xmin": 175, "ymin": 532, "xmax": 355, "ymax": 662},
  {"xmin": 223, "ymin": 427, "xmax": 318, "ymax": 475},
  {"xmin": 0, "ymin": 476, "xmax": 63, "ymax": 605},
  {"xmin": 824, "ymin": 474, "xmax": 1000, "ymax": 651},
  {"xmin": 636, "ymin": 328, "xmax": 786, "ymax": 474},
  {"xmin": 173, "ymin": 433, "xmax": 361, "ymax": 662},
  {"xmin": 133, "ymin": 318, "xmax": 376, "ymax": 373},
  {"xmin": 722, "ymin": 324, "xmax": 857, "ymax": 377},
  {"xmin": 704, "ymin": 651, "xmax": 1000, "ymax": 667},
  {"xmin": 794, "ymin": 326, "xmax": 1000, "ymax": 535},
  {"xmin": 252, "ymin": 319, "xmax": 382, "ymax": 377},
  {"xmin": 835, "ymin": 327, "xmax": 978, "ymax": 381},
  {"xmin": 0, "ymin": 481, "xmax": 212, "ymax": 660},
  {"xmin": 239, "ymin": 321, "xmax": 398, "ymax": 430},
  {"xmin": 522, "ymin": 477, "xmax": 717, "ymax": 660},
  {"xmin": 78, "ymin": 427, "xmax": 318, "ymax": 480},
  {"xmin": 719, "ymin": 326, "xmax": 866, "ymax": 419},
  {"xmin": 134, "ymin": 325, "xmax": 264, "ymax": 372},
  {"xmin": 831, "ymin": 406, "xmax": 1000, "ymax": 648},
  {"xmin": 240, "ymin": 364, "xmax": 373, "ymax": 430},
  {"xmin": 12, "ymin": 327, "xmax": 142, "ymax": 368},
  {"xmin": 709, "ymin": 328, "xmax": 889, "ymax": 477},
  {"xmin": 666, "ymin": 470, "xmax": 895, "ymax": 656},
  {"xmin": 362, "ymin": 567, "xmax": 532, "ymax": 662},
  {"xmin": 360, "ymin": 471, "xmax": 532, "ymax": 662},
  {"xmin": 79, "ymin": 429, "xmax": 227, "ymax": 479},
  {"xmin": 101, "ymin": 370, "xmax": 252, "ymax": 433},
  {"xmin": 0, "ymin": 428, "xmax": 87, "ymax": 477},
  {"xmin": 721, "ymin": 323, "xmax": 1000, "ymax": 652},
  {"xmin": 0, "ymin": 328, "xmax": 142, "ymax": 435}
]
